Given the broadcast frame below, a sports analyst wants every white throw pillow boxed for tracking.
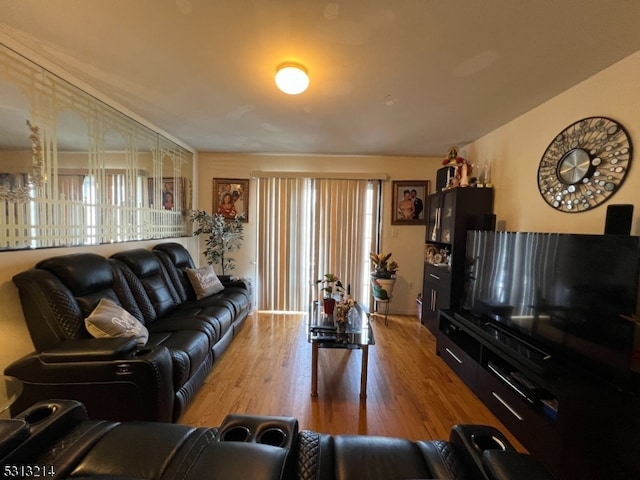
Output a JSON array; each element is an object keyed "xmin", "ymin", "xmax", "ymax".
[
  {"xmin": 186, "ymin": 265, "xmax": 225, "ymax": 300},
  {"xmin": 85, "ymin": 298, "xmax": 149, "ymax": 346}
]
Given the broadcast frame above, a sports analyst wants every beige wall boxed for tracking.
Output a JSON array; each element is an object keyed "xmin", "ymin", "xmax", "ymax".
[
  {"xmin": 465, "ymin": 50, "xmax": 640, "ymax": 234},
  {"xmin": 196, "ymin": 153, "xmax": 442, "ymax": 317}
]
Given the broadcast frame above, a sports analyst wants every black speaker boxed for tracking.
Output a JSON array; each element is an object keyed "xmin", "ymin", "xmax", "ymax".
[
  {"xmin": 604, "ymin": 204, "xmax": 633, "ymax": 235},
  {"xmin": 482, "ymin": 213, "xmax": 496, "ymax": 231}
]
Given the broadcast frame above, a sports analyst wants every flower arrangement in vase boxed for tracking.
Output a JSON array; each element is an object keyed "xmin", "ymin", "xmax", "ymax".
[{"xmin": 335, "ymin": 284, "xmax": 356, "ymax": 332}]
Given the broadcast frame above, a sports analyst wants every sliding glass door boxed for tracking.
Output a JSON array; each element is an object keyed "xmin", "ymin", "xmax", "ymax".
[{"xmin": 257, "ymin": 177, "xmax": 381, "ymax": 311}]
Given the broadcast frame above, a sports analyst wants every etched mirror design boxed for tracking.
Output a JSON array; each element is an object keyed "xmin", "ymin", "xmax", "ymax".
[{"xmin": 0, "ymin": 42, "xmax": 194, "ymax": 250}]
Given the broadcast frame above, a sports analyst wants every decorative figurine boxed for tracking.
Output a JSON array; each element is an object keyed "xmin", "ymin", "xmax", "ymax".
[{"xmin": 442, "ymin": 146, "xmax": 472, "ymax": 188}]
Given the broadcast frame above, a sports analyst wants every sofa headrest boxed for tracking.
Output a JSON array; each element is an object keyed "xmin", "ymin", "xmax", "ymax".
[
  {"xmin": 111, "ymin": 249, "xmax": 162, "ymax": 278},
  {"xmin": 37, "ymin": 253, "xmax": 113, "ymax": 296},
  {"xmin": 153, "ymin": 243, "xmax": 195, "ymax": 269}
]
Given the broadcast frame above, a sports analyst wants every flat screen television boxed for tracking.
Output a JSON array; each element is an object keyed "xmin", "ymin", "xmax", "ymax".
[{"xmin": 461, "ymin": 231, "xmax": 640, "ymax": 379}]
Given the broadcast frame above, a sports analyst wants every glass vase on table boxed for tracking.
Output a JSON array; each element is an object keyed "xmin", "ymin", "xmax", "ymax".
[{"xmin": 334, "ymin": 284, "xmax": 355, "ymax": 334}]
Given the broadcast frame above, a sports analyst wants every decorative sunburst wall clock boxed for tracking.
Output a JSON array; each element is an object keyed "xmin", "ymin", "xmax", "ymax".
[{"xmin": 537, "ymin": 117, "xmax": 632, "ymax": 212}]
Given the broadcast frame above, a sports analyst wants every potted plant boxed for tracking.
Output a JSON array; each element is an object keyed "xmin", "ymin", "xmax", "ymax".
[
  {"xmin": 369, "ymin": 252, "xmax": 398, "ymax": 300},
  {"xmin": 316, "ymin": 273, "xmax": 344, "ymax": 315},
  {"xmin": 191, "ymin": 210, "xmax": 245, "ymax": 275}
]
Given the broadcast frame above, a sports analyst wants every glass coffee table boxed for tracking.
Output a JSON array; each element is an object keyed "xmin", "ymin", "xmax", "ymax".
[{"xmin": 308, "ymin": 301, "xmax": 375, "ymax": 399}]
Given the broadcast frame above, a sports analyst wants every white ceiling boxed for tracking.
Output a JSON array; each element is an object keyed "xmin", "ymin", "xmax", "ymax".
[{"xmin": 1, "ymin": 0, "xmax": 640, "ymax": 156}]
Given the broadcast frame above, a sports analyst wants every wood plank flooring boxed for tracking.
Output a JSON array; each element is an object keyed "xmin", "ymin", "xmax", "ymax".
[{"xmin": 179, "ymin": 311, "xmax": 525, "ymax": 450}]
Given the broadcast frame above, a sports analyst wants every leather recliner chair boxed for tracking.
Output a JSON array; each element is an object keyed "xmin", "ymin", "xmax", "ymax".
[{"xmin": 1, "ymin": 400, "xmax": 553, "ymax": 480}]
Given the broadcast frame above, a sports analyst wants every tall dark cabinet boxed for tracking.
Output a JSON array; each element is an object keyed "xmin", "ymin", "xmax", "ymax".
[{"xmin": 421, "ymin": 187, "xmax": 494, "ymax": 334}]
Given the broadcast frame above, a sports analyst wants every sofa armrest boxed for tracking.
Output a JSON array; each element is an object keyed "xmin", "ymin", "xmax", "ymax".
[
  {"xmin": 39, "ymin": 337, "xmax": 138, "ymax": 362},
  {"xmin": 5, "ymin": 344, "xmax": 175, "ymax": 422},
  {"xmin": 448, "ymin": 424, "xmax": 516, "ymax": 478},
  {"xmin": 482, "ymin": 450, "xmax": 554, "ymax": 480},
  {"xmin": 221, "ymin": 278, "xmax": 248, "ymax": 290}
]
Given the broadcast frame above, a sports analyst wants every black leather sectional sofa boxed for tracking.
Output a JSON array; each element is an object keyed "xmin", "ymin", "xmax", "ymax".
[
  {"xmin": 5, "ymin": 243, "xmax": 251, "ymax": 422},
  {"xmin": 1, "ymin": 400, "xmax": 552, "ymax": 480}
]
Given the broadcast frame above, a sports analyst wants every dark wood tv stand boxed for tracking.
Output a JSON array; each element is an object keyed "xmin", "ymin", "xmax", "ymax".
[{"xmin": 437, "ymin": 309, "xmax": 640, "ymax": 480}]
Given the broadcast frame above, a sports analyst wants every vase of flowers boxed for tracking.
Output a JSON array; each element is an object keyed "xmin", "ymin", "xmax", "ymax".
[
  {"xmin": 335, "ymin": 299, "xmax": 355, "ymax": 329},
  {"xmin": 316, "ymin": 273, "xmax": 344, "ymax": 315},
  {"xmin": 370, "ymin": 252, "xmax": 398, "ymax": 300},
  {"xmin": 335, "ymin": 296, "xmax": 356, "ymax": 333}
]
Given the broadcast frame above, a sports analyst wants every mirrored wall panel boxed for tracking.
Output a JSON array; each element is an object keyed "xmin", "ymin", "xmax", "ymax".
[{"xmin": 0, "ymin": 42, "xmax": 193, "ymax": 250}]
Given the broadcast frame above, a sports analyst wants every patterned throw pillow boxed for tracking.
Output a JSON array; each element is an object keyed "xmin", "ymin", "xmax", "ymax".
[
  {"xmin": 85, "ymin": 298, "xmax": 149, "ymax": 346},
  {"xmin": 186, "ymin": 265, "xmax": 225, "ymax": 300}
]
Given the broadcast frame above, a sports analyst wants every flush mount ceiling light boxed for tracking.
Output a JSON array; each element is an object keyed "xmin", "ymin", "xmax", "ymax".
[{"xmin": 275, "ymin": 63, "xmax": 309, "ymax": 95}]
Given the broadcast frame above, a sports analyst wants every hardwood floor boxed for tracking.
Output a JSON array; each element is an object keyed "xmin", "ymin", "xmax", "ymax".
[{"xmin": 179, "ymin": 311, "xmax": 525, "ymax": 450}]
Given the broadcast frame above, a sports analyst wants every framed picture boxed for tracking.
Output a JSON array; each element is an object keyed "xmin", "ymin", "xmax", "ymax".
[
  {"xmin": 212, "ymin": 178, "xmax": 249, "ymax": 222},
  {"xmin": 148, "ymin": 177, "xmax": 177, "ymax": 210},
  {"xmin": 391, "ymin": 180, "xmax": 430, "ymax": 225},
  {"xmin": 147, "ymin": 177, "xmax": 192, "ymax": 213},
  {"xmin": 161, "ymin": 179, "xmax": 176, "ymax": 210}
]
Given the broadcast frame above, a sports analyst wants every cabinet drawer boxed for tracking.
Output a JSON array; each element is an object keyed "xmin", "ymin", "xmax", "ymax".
[
  {"xmin": 424, "ymin": 264, "xmax": 450, "ymax": 283},
  {"xmin": 437, "ymin": 334, "xmax": 478, "ymax": 390},
  {"xmin": 476, "ymin": 367, "xmax": 560, "ymax": 466}
]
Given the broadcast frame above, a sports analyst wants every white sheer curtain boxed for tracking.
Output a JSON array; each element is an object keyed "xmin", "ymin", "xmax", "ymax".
[{"xmin": 257, "ymin": 176, "xmax": 381, "ymax": 311}]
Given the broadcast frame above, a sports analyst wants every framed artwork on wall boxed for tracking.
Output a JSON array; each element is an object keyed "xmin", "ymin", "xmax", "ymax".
[
  {"xmin": 391, "ymin": 180, "xmax": 430, "ymax": 225},
  {"xmin": 212, "ymin": 178, "xmax": 249, "ymax": 222}
]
